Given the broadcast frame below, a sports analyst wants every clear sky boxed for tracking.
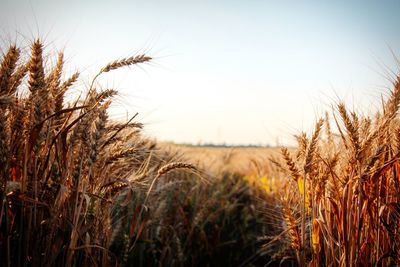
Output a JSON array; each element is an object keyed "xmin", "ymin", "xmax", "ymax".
[{"xmin": 1, "ymin": 0, "xmax": 400, "ymax": 145}]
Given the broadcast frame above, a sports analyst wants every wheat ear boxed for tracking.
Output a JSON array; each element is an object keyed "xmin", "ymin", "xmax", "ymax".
[{"xmin": 0, "ymin": 45, "xmax": 20, "ymax": 93}]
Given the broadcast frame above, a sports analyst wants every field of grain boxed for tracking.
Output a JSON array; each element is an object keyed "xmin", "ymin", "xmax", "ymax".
[
  {"xmin": 1, "ymin": 39, "xmax": 400, "ymax": 267},
  {"xmin": 161, "ymin": 144, "xmax": 282, "ymax": 174}
]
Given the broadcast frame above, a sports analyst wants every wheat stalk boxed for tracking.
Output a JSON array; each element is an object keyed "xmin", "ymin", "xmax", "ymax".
[
  {"xmin": 338, "ymin": 103, "xmax": 361, "ymax": 159},
  {"xmin": 304, "ymin": 118, "xmax": 323, "ymax": 173},
  {"xmin": 156, "ymin": 162, "xmax": 198, "ymax": 178},
  {"xmin": 281, "ymin": 147, "xmax": 300, "ymax": 181},
  {"xmin": 101, "ymin": 55, "xmax": 152, "ymax": 73},
  {"xmin": 28, "ymin": 39, "xmax": 45, "ymax": 93},
  {"xmin": 89, "ymin": 54, "xmax": 152, "ymax": 91},
  {"xmin": 0, "ymin": 45, "xmax": 20, "ymax": 93},
  {"xmin": 8, "ymin": 64, "xmax": 27, "ymax": 95}
]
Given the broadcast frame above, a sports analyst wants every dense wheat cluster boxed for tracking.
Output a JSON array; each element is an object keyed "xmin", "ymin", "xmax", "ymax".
[
  {"xmin": 0, "ymin": 39, "xmax": 399, "ymax": 267},
  {"xmin": 0, "ymin": 40, "xmax": 279, "ymax": 267},
  {"xmin": 274, "ymin": 86, "xmax": 400, "ymax": 266}
]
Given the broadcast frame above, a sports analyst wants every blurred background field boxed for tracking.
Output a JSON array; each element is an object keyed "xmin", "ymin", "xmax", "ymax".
[{"xmin": 161, "ymin": 143, "xmax": 283, "ymax": 175}]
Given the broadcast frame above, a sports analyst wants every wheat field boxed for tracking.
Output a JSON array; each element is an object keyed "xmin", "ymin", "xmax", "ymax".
[{"xmin": 0, "ymin": 39, "xmax": 400, "ymax": 267}]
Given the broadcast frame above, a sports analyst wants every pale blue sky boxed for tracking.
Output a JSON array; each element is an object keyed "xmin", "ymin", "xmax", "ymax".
[{"xmin": 1, "ymin": 1, "xmax": 400, "ymax": 145}]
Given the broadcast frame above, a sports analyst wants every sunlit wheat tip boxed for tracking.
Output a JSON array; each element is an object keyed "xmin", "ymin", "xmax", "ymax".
[
  {"xmin": 157, "ymin": 162, "xmax": 198, "ymax": 177},
  {"xmin": 101, "ymin": 54, "xmax": 152, "ymax": 73}
]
